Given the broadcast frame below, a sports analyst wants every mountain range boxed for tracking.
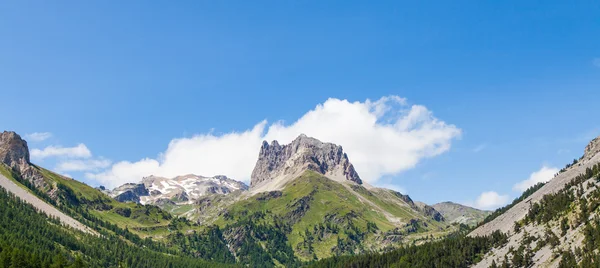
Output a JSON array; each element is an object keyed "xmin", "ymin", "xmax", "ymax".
[{"xmin": 6, "ymin": 129, "xmax": 571, "ymax": 267}]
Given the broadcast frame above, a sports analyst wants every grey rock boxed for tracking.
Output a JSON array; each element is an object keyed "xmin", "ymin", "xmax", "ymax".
[
  {"xmin": 0, "ymin": 131, "xmax": 47, "ymax": 189},
  {"xmin": 111, "ymin": 183, "xmax": 149, "ymax": 203},
  {"xmin": 250, "ymin": 134, "xmax": 362, "ymax": 187},
  {"xmin": 583, "ymin": 135, "xmax": 600, "ymax": 163}
]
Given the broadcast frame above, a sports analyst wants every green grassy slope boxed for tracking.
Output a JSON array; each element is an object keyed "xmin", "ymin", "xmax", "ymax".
[
  {"xmin": 1, "ymin": 163, "xmax": 188, "ymax": 239},
  {"xmin": 432, "ymin": 201, "xmax": 491, "ymax": 226},
  {"xmin": 216, "ymin": 171, "xmax": 449, "ymax": 261},
  {"xmin": 3, "ymin": 161, "xmax": 455, "ymax": 264}
]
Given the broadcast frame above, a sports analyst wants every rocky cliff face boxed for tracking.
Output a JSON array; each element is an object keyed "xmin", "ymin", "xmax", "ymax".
[
  {"xmin": 0, "ymin": 131, "xmax": 47, "ymax": 189},
  {"xmin": 583, "ymin": 135, "xmax": 600, "ymax": 163},
  {"xmin": 110, "ymin": 174, "xmax": 248, "ymax": 205},
  {"xmin": 250, "ymin": 134, "xmax": 362, "ymax": 191}
]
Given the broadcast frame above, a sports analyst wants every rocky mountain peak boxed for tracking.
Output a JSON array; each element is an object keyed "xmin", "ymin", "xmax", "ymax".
[
  {"xmin": 0, "ymin": 131, "xmax": 30, "ymax": 168},
  {"xmin": 250, "ymin": 134, "xmax": 362, "ymax": 189},
  {"xmin": 0, "ymin": 131, "xmax": 47, "ymax": 189},
  {"xmin": 583, "ymin": 134, "xmax": 600, "ymax": 163}
]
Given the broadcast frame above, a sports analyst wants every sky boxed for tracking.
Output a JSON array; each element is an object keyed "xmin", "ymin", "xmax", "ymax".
[{"xmin": 1, "ymin": 1, "xmax": 599, "ymax": 210}]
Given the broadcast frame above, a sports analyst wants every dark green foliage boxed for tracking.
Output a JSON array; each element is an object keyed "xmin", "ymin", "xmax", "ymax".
[
  {"xmin": 525, "ymin": 164, "xmax": 600, "ymax": 226},
  {"xmin": 560, "ymin": 217, "xmax": 569, "ymax": 236},
  {"xmin": 223, "ymin": 215, "xmax": 300, "ymax": 267},
  {"xmin": 307, "ymin": 230, "xmax": 508, "ymax": 268},
  {"xmin": 168, "ymin": 226, "xmax": 236, "ymax": 264},
  {"xmin": 558, "ymin": 250, "xmax": 577, "ymax": 268},
  {"xmin": 0, "ymin": 187, "xmax": 229, "ymax": 268}
]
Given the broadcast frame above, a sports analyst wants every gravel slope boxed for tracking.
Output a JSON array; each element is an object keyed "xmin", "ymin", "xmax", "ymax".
[{"xmin": 0, "ymin": 174, "xmax": 96, "ymax": 235}]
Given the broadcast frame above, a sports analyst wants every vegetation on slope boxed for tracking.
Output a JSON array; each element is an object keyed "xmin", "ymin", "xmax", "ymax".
[
  {"xmin": 1, "ymin": 163, "xmax": 241, "ymax": 265},
  {"xmin": 478, "ymin": 182, "xmax": 546, "ymax": 227},
  {"xmin": 2, "ymin": 163, "xmax": 456, "ymax": 266},
  {"xmin": 307, "ymin": 227, "xmax": 508, "ymax": 268},
  {"xmin": 0, "ymin": 187, "xmax": 231, "ymax": 268},
  {"xmin": 215, "ymin": 171, "xmax": 449, "ymax": 261},
  {"xmin": 486, "ymin": 163, "xmax": 600, "ymax": 267}
]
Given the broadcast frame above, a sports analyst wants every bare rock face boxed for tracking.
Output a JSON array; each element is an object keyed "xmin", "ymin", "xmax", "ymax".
[
  {"xmin": 111, "ymin": 183, "xmax": 149, "ymax": 203},
  {"xmin": 583, "ymin": 135, "xmax": 600, "ymax": 163},
  {"xmin": 250, "ymin": 134, "xmax": 362, "ymax": 189},
  {"xmin": 0, "ymin": 131, "xmax": 47, "ymax": 189}
]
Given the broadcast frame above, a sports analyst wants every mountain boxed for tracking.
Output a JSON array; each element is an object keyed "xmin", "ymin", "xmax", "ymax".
[
  {"xmin": 309, "ymin": 134, "xmax": 600, "ymax": 268},
  {"xmin": 467, "ymin": 134, "xmax": 600, "ymax": 267},
  {"xmin": 196, "ymin": 134, "xmax": 455, "ymax": 261},
  {"xmin": 432, "ymin": 201, "xmax": 490, "ymax": 226},
  {"xmin": 109, "ymin": 174, "xmax": 248, "ymax": 204},
  {"xmin": 0, "ymin": 131, "xmax": 48, "ymax": 190},
  {"xmin": 0, "ymin": 131, "xmax": 235, "ymax": 267},
  {"xmin": 0, "ymin": 130, "xmax": 465, "ymax": 266},
  {"xmin": 250, "ymin": 134, "xmax": 361, "ymax": 192}
]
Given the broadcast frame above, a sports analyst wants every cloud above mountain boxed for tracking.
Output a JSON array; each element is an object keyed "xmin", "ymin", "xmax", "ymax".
[
  {"xmin": 472, "ymin": 191, "xmax": 510, "ymax": 210},
  {"xmin": 31, "ymin": 144, "xmax": 92, "ymax": 160},
  {"xmin": 25, "ymin": 132, "xmax": 53, "ymax": 142},
  {"xmin": 513, "ymin": 166, "xmax": 559, "ymax": 192},
  {"xmin": 87, "ymin": 96, "xmax": 461, "ymax": 188}
]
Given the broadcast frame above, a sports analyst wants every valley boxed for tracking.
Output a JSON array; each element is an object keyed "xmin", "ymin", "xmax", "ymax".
[{"xmin": 3, "ymin": 129, "xmax": 599, "ymax": 267}]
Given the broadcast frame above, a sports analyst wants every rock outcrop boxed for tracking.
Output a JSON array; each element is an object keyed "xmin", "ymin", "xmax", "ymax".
[
  {"xmin": 250, "ymin": 134, "xmax": 362, "ymax": 191},
  {"xmin": 0, "ymin": 131, "xmax": 47, "ymax": 189},
  {"xmin": 111, "ymin": 183, "xmax": 149, "ymax": 203},
  {"xmin": 583, "ymin": 135, "xmax": 600, "ymax": 163},
  {"xmin": 110, "ymin": 174, "xmax": 248, "ymax": 205}
]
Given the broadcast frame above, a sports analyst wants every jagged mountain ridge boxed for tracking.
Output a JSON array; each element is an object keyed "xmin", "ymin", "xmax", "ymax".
[
  {"xmin": 0, "ymin": 130, "xmax": 490, "ymax": 264},
  {"xmin": 195, "ymin": 134, "xmax": 483, "ymax": 260},
  {"xmin": 109, "ymin": 174, "xmax": 248, "ymax": 205},
  {"xmin": 250, "ymin": 134, "xmax": 362, "ymax": 193}
]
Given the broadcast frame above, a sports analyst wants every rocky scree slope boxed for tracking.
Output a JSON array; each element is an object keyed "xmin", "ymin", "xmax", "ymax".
[
  {"xmin": 0, "ymin": 131, "xmax": 96, "ymax": 234},
  {"xmin": 471, "ymin": 134, "xmax": 600, "ymax": 267}
]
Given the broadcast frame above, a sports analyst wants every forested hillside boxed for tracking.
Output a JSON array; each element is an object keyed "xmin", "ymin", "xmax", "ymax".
[{"xmin": 0, "ymin": 186, "xmax": 231, "ymax": 268}]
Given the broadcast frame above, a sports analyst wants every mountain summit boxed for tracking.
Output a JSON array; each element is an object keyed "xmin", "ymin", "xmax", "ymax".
[
  {"xmin": 0, "ymin": 131, "xmax": 47, "ymax": 189},
  {"xmin": 250, "ymin": 134, "xmax": 362, "ymax": 192}
]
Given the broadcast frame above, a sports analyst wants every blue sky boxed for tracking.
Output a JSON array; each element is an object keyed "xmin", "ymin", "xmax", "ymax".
[{"xmin": 1, "ymin": 1, "xmax": 599, "ymax": 209}]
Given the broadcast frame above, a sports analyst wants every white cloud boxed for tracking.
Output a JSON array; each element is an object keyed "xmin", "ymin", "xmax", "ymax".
[
  {"xmin": 31, "ymin": 144, "xmax": 92, "ymax": 160},
  {"xmin": 25, "ymin": 132, "xmax": 52, "ymax": 142},
  {"xmin": 55, "ymin": 159, "xmax": 112, "ymax": 172},
  {"xmin": 473, "ymin": 191, "xmax": 510, "ymax": 210},
  {"xmin": 88, "ymin": 96, "xmax": 461, "ymax": 188},
  {"xmin": 513, "ymin": 166, "xmax": 559, "ymax": 192}
]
